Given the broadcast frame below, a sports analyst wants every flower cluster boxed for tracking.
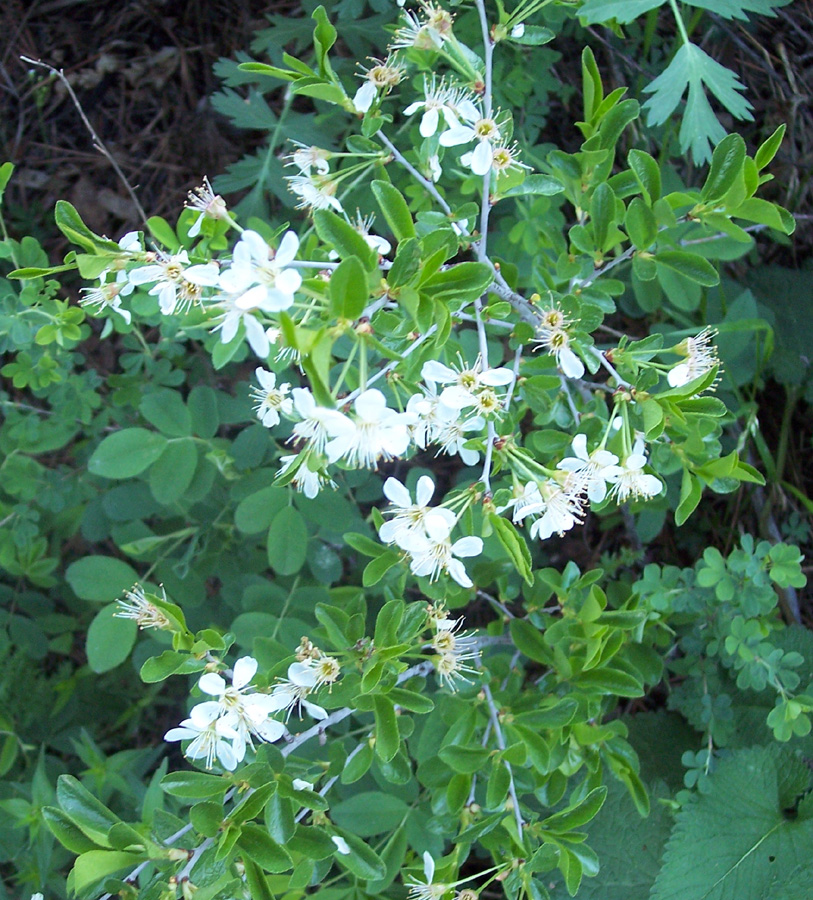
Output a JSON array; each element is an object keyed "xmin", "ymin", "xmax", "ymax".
[
  {"xmin": 429, "ymin": 611, "xmax": 479, "ymax": 691},
  {"xmin": 378, "ymin": 477, "xmax": 482, "ymax": 588},
  {"xmin": 165, "ymin": 649, "xmax": 340, "ymax": 770}
]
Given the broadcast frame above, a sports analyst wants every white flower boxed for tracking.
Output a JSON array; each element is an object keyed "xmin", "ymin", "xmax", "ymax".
[
  {"xmin": 667, "ymin": 327, "xmax": 720, "ymax": 389},
  {"xmin": 431, "ymin": 616, "xmax": 479, "ymax": 691},
  {"xmin": 408, "ymin": 853, "xmax": 450, "ymax": 900},
  {"xmin": 286, "ymin": 142, "xmax": 331, "ymax": 176},
  {"xmin": 557, "ymin": 433, "xmax": 622, "ymax": 504},
  {"xmin": 268, "ymin": 661, "xmax": 328, "ymax": 721},
  {"xmin": 79, "ymin": 280, "xmax": 132, "ymax": 324},
  {"xmin": 331, "ymin": 835, "xmax": 352, "ymax": 855},
  {"xmin": 422, "ymin": 357, "xmax": 514, "ymax": 411},
  {"xmin": 398, "ymin": 516, "xmax": 482, "ymax": 587},
  {"xmin": 287, "ymin": 172, "xmax": 344, "ymax": 213},
  {"xmin": 607, "ymin": 439, "xmax": 662, "ymax": 502},
  {"xmin": 192, "ymin": 657, "xmax": 286, "ymax": 747},
  {"xmin": 528, "ymin": 480, "xmax": 586, "ymax": 541},
  {"xmin": 219, "ymin": 230, "xmax": 302, "ymax": 313},
  {"xmin": 534, "ymin": 322, "xmax": 585, "ymax": 379},
  {"xmin": 251, "ymin": 367, "xmax": 293, "ymax": 428},
  {"xmin": 210, "ymin": 292, "xmax": 273, "ymax": 358},
  {"xmin": 164, "ymin": 705, "xmax": 242, "ymax": 771},
  {"xmin": 378, "ymin": 475, "xmax": 455, "ymax": 546},
  {"xmin": 430, "ymin": 408, "xmax": 485, "ymax": 466},
  {"xmin": 404, "ymin": 76, "xmax": 472, "ymax": 138},
  {"xmin": 114, "ymin": 584, "xmax": 171, "ymax": 630},
  {"xmin": 496, "ymin": 481, "xmax": 544, "ymax": 524},
  {"xmin": 128, "ymin": 250, "xmax": 219, "ymax": 316},
  {"xmin": 390, "ymin": 9, "xmax": 446, "ymax": 51},
  {"xmin": 353, "ymin": 57, "xmax": 404, "ymax": 113},
  {"xmin": 185, "ymin": 176, "xmax": 229, "ymax": 237},
  {"xmin": 438, "ymin": 105, "xmax": 501, "ymax": 176},
  {"xmin": 278, "ymin": 453, "xmax": 337, "ymax": 499},
  {"xmin": 290, "ymin": 388, "xmax": 350, "ymax": 455},
  {"xmin": 325, "ymin": 389, "xmax": 413, "ymax": 469}
]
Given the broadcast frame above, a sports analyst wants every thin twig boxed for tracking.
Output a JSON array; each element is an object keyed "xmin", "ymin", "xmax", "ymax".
[{"xmin": 21, "ymin": 56, "xmax": 150, "ymax": 229}]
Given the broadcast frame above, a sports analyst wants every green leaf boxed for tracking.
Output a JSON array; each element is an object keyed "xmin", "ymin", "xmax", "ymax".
[
  {"xmin": 140, "ymin": 389, "xmax": 191, "ymax": 437},
  {"xmin": 332, "ymin": 792, "xmax": 409, "ymax": 837},
  {"xmin": 43, "ymin": 807, "xmax": 103, "ymax": 854},
  {"xmin": 140, "ymin": 650, "xmax": 205, "ymax": 683},
  {"xmin": 267, "ymin": 505, "xmax": 309, "ymax": 575},
  {"xmin": 362, "ymin": 551, "xmax": 401, "ymax": 587},
  {"xmin": 146, "ymin": 216, "xmax": 180, "ymax": 251},
  {"xmin": 54, "ymin": 200, "xmax": 122, "ymax": 254},
  {"xmin": 579, "ymin": 0, "xmax": 663, "ymax": 24},
  {"xmin": 675, "ymin": 470, "xmax": 703, "ymax": 526},
  {"xmin": 371, "ymin": 180, "xmax": 416, "ymax": 242},
  {"xmin": 628, "ymin": 149, "xmax": 662, "ymax": 202},
  {"xmin": 755, "ymin": 123, "xmax": 786, "ymax": 170},
  {"xmin": 149, "ymin": 439, "xmax": 198, "ymax": 504},
  {"xmin": 654, "ymin": 251, "xmax": 719, "ymax": 286},
  {"xmin": 542, "ymin": 787, "xmax": 607, "ymax": 834},
  {"xmin": 235, "ymin": 486, "xmax": 288, "ymax": 534},
  {"xmin": 73, "ymin": 850, "xmax": 144, "ymax": 895},
  {"xmin": 574, "ymin": 667, "xmax": 644, "ymax": 697},
  {"xmin": 652, "ymin": 746, "xmax": 813, "ymax": 900},
  {"xmin": 421, "ymin": 261, "xmax": 493, "ymax": 303},
  {"xmin": 502, "ymin": 174, "xmax": 564, "ymax": 197},
  {"xmin": 333, "ymin": 831, "xmax": 387, "ymax": 881},
  {"xmin": 86, "ymin": 604, "xmax": 137, "ymax": 673},
  {"xmin": 242, "ymin": 857, "xmax": 276, "ymax": 900},
  {"xmin": 238, "ymin": 823, "xmax": 293, "ymax": 872},
  {"xmin": 625, "ymin": 197, "xmax": 657, "ymax": 250},
  {"xmin": 160, "ymin": 771, "xmax": 228, "ymax": 800},
  {"xmin": 238, "ymin": 61, "xmax": 299, "ymax": 82},
  {"xmin": 590, "ymin": 182, "xmax": 616, "ymax": 250},
  {"xmin": 490, "ymin": 514, "xmax": 534, "ymax": 585},
  {"xmin": 702, "ymin": 133, "xmax": 746, "ymax": 202},
  {"xmin": 438, "ymin": 744, "xmax": 491, "ymax": 774},
  {"xmin": 313, "ymin": 209, "xmax": 376, "ymax": 269},
  {"xmin": 56, "ymin": 775, "xmax": 125, "ymax": 847},
  {"xmin": 510, "ymin": 619, "xmax": 553, "ymax": 665},
  {"xmin": 88, "ymin": 428, "xmax": 168, "ymax": 479},
  {"xmin": 66, "ymin": 556, "xmax": 139, "ymax": 602},
  {"xmin": 510, "ymin": 25, "xmax": 555, "ymax": 45},
  {"xmin": 642, "ymin": 42, "xmax": 753, "ymax": 164},
  {"xmin": 373, "ymin": 695, "xmax": 400, "ymax": 762},
  {"xmin": 329, "ymin": 255, "xmax": 368, "ymax": 320}
]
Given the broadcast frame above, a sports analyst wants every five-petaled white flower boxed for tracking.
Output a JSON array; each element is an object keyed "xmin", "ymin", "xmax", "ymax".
[
  {"xmin": 251, "ymin": 367, "xmax": 293, "ymax": 428},
  {"xmin": 528, "ymin": 479, "xmax": 586, "ymax": 541},
  {"xmin": 290, "ymin": 388, "xmax": 350, "ymax": 455},
  {"xmin": 219, "ymin": 230, "xmax": 302, "ymax": 314},
  {"xmin": 668, "ymin": 327, "xmax": 720, "ymax": 389},
  {"xmin": 378, "ymin": 475, "xmax": 454, "ymax": 546},
  {"xmin": 164, "ymin": 705, "xmax": 242, "ymax": 771},
  {"xmin": 277, "ymin": 453, "xmax": 337, "ymax": 499},
  {"xmin": 397, "ymin": 516, "xmax": 482, "ymax": 588},
  {"xmin": 422, "ymin": 357, "xmax": 514, "ymax": 411},
  {"xmin": 607, "ymin": 438, "xmax": 663, "ymax": 502},
  {"xmin": 268, "ymin": 661, "xmax": 328, "ymax": 721},
  {"xmin": 557, "ymin": 433, "xmax": 622, "ymax": 503},
  {"xmin": 438, "ymin": 105, "xmax": 502, "ymax": 176},
  {"xmin": 325, "ymin": 389, "xmax": 413, "ymax": 469},
  {"xmin": 404, "ymin": 76, "xmax": 475, "ymax": 138}
]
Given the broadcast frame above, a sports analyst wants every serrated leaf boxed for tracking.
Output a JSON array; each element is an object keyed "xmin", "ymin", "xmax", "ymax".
[
  {"xmin": 579, "ymin": 0, "xmax": 663, "ymax": 24},
  {"xmin": 651, "ymin": 746, "xmax": 813, "ymax": 900}
]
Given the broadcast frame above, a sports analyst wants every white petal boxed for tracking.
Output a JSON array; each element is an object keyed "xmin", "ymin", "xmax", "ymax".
[
  {"xmin": 571, "ymin": 433, "xmax": 589, "ymax": 461},
  {"xmin": 353, "ymin": 81, "xmax": 376, "ymax": 113},
  {"xmin": 198, "ymin": 673, "xmax": 226, "ymax": 696},
  {"xmin": 245, "ymin": 315, "xmax": 270, "ymax": 358},
  {"xmin": 303, "ymin": 699, "xmax": 328, "ymax": 720},
  {"xmin": 439, "ymin": 125, "xmax": 475, "ymax": 147},
  {"xmin": 232, "ymin": 656, "xmax": 258, "ymax": 690},
  {"xmin": 559, "ymin": 347, "xmax": 585, "ymax": 379},
  {"xmin": 452, "ymin": 536, "xmax": 483, "ymax": 558},
  {"xmin": 424, "ymin": 511, "xmax": 454, "ymax": 541},
  {"xmin": 470, "ymin": 141, "xmax": 493, "ymax": 176},
  {"xmin": 383, "ymin": 477, "xmax": 411, "ymax": 507},
  {"xmin": 127, "ymin": 264, "xmax": 163, "ymax": 285},
  {"xmin": 332, "ymin": 835, "xmax": 351, "ymax": 855},
  {"xmin": 420, "ymin": 107, "xmax": 440, "ymax": 138},
  {"xmin": 184, "ymin": 263, "xmax": 220, "ymax": 286},
  {"xmin": 242, "ymin": 230, "xmax": 270, "ymax": 263},
  {"xmin": 276, "ymin": 231, "xmax": 300, "ymax": 266},
  {"xmin": 276, "ymin": 267, "xmax": 302, "ymax": 294},
  {"xmin": 415, "ymin": 475, "xmax": 435, "ymax": 507},
  {"xmin": 354, "ymin": 388, "xmax": 387, "ymax": 421},
  {"xmin": 447, "ymin": 558, "xmax": 473, "ymax": 588},
  {"xmin": 289, "ymin": 661, "xmax": 317, "ymax": 688},
  {"xmin": 478, "ymin": 367, "xmax": 514, "ymax": 386},
  {"xmin": 235, "ymin": 284, "xmax": 269, "ymax": 311},
  {"xmin": 423, "ymin": 852, "xmax": 435, "ymax": 883}
]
